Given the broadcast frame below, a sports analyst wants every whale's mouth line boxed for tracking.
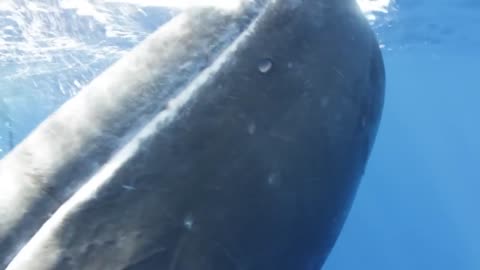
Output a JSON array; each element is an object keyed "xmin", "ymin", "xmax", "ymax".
[{"xmin": 5, "ymin": 0, "xmax": 273, "ymax": 268}]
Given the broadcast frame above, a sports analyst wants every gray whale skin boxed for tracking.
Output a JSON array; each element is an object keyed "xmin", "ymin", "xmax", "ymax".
[{"xmin": 0, "ymin": 0, "xmax": 385, "ymax": 269}]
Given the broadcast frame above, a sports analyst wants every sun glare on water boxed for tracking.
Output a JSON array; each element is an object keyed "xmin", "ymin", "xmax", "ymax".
[
  {"xmin": 113, "ymin": 0, "xmax": 393, "ymax": 13},
  {"xmin": 357, "ymin": 0, "xmax": 392, "ymax": 13},
  {"xmin": 356, "ymin": 0, "xmax": 392, "ymax": 21},
  {"xmin": 0, "ymin": 0, "xmax": 393, "ymax": 86},
  {"xmin": 104, "ymin": 0, "xmax": 242, "ymax": 10},
  {"xmin": 60, "ymin": 0, "xmax": 392, "ymax": 14}
]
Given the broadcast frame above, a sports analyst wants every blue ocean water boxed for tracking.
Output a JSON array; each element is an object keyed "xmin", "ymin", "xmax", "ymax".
[
  {"xmin": 0, "ymin": 0, "xmax": 479, "ymax": 269},
  {"xmin": 325, "ymin": 1, "xmax": 480, "ymax": 269}
]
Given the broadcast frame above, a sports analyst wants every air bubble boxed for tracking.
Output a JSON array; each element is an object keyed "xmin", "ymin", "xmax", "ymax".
[{"xmin": 73, "ymin": 80, "xmax": 82, "ymax": 88}]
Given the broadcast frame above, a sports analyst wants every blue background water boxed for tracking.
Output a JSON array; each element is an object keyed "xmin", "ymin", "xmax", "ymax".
[
  {"xmin": 1, "ymin": 1, "xmax": 479, "ymax": 269},
  {"xmin": 325, "ymin": 1, "xmax": 480, "ymax": 268}
]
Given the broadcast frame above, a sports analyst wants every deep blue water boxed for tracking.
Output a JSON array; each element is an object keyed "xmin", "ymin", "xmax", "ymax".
[
  {"xmin": 1, "ymin": 0, "xmax": 479, "ymax": 269},
  {"xmin": 326, "ymin": 1, "xmax": 480, "ymax": 268},
  {"xmin": 325, "ymin": 48, "xmax": 480, "ymax": 269}
]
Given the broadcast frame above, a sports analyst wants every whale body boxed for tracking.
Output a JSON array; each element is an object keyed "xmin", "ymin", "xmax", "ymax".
[{"xmin": 0, "ymin": 0, "xmax": 385, "ymax": 269}]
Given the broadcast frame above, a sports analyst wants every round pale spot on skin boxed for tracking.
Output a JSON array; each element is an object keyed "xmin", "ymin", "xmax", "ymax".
[
  {"xmin": 335, "ymin": 113, "xmax": 342, "ymax": 121},
  {"xmin": 267, "ymin": 172, "xmax": 280, "ymax": 185},
  {"xmin": 258, "ymin": 58, "xmax": 273, "ymax": 73},
  {"xmin": 361, "ymin": 116, "xmax": 367, "ymax": 128},
  {"xmin": 321, "ymin": 97, "xmax": 330, "ymax": 107},
  {"xmin": 183, "ymin": 214, "xmax": 194, "ymax": 230},
  {"xmin": 248, "ymin": 122, "xmax": 256, "ymax": 135}
]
